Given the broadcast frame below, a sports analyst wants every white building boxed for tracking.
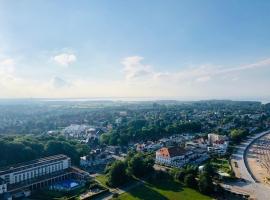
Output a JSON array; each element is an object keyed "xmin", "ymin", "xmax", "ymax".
[
  {"xmin": 207, "ymin": 141, "xmax": 229, "ymax": 155},
  {"xmin": 0, "ymin": 155, "xmax": 71, "ymax": 187},
  {"xmin": 208, "ymin": 133, "xmax": 228, "ymax": 145},
  {"xmin": 0, "ymin": 154, "xmax": 88, "ymax": 199},
  {"xmin": 80, "ymin": 150, "xmax": 114, "ymax": 167},
  {"xmin": 156, "ymin": 146, "xmax": 209, "ymax": 168},
  {"xmin": 156, "ymin": 147, "xmax": 189, "ymax": 168},
  {"xmin": 207, "ymin": 134, "xmax": 229, "ymax": 155}
]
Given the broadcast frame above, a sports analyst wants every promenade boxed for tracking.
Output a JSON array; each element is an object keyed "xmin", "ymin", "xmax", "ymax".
[{"xmin": 230, "ymin": 130, "xmax": 270, "ymax": 200}]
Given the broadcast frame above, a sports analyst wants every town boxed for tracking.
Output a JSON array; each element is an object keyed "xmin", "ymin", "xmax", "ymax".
[{"xmin": 0, "ymin": 100, "xmax": 270, "ymax": 200}]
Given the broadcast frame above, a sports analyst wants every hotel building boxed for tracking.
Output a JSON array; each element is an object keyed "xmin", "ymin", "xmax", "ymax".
[{"xmin": 0, "ymin": 154, "xmax": 89, "ymax": 199}]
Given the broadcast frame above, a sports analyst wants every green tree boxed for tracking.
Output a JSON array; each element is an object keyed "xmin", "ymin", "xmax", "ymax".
[
  {"xmin": 184, "ymin": 174, "xmax": 197, "ymax": 189},
  {"xmin": 230, "ymin": 129, "xmax": 247, "ymax": 144},
  {"xmin": 107, "ymin": 161, "xmax": 128, "ymax": 187},
  {"xmin": 198, "ymin": 173, "xmax": 214, "ymax": 195},
  {"xmin": 127, "ymin": 153, "xmax": 154, "ymax": 178}
]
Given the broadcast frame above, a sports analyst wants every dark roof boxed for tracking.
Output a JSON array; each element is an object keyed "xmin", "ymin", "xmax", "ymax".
[{"xmin": 168, "ymin": 147, "xmax": 187, "ymax": 157}]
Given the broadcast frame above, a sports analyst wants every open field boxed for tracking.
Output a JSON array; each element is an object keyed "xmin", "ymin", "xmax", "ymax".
[{"xmin": 113, "ymin": 179, "xmax": 211, "ymax": 200}]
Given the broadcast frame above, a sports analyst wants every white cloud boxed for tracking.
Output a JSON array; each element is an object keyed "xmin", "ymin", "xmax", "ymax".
[
  {"xmin": 0, "ymin": 55, "xmax": 269, "ymax": 100},
  {"xmin": 152, "ymin": 58, "xmax": 270, "ymax": 83},
  {"xmin": 121, "ymin": 56, "xmax": 153, "ymax": 80},
  {"xmin": 196, "ymin": 76, "xmax": 211, "ymax": 82},
  {"xmin": 53, "ymin": 53, "xmax": 76, "ymax": 66}
]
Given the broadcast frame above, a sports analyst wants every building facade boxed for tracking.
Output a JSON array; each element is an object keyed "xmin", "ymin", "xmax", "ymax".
[
  {"xmin": 207, "ymin": 134, "xmax": 229, "ymax": 155},
  {"xmin": 0, "ymin": 155, "xmax": 71, "ymax": 187},
  {"xmin": 155, "ymin": 146, "xmax": 209, "ymax": 168},
  {"xmin": 0, "ymin": 154, "xmax": 89, "ymax": 199}
]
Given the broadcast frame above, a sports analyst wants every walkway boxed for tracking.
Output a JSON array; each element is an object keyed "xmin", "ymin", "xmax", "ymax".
[{"xmin": 230, "ymin": 130, "xmax": 270, "ymax": 200}]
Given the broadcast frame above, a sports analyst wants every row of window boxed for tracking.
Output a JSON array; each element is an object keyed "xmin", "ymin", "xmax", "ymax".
[{"xmin": 13, "ymin": 162, "xmax": 64, "ymax": 184}]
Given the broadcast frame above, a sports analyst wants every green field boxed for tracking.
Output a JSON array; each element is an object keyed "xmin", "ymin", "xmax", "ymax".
[
  {"xmin": 96, "ymin": 174, "xmax": 109, "ymax": 187},
  {"xmin": 114, "ymin": 179, "xmax": 212, "ymax": 200}
]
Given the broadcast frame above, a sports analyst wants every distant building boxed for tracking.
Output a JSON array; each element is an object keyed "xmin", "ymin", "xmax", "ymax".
[
  {"xmin": 119, "ymin": 111, "xmax": 127, "ymax": 116},
  {"xmin": 63, "ymin": 124, "xmax": 90, "ymax": 139},
  {"xmin": 186, "ymin": 137, "xmax": 207, "ymax": 149},
  {"xmin": 80, "ymin": 149, "xmax": 114, "ymax": 167},
  {"xmin": 207, "ymin": 134, "xmax": 229, "ymax": 155},
  {"xmin": 135, "ymin": 142, "xmax": 163, "ymax": 152},
  {"xmin": 208, "ymin": 134, "xmax": 228, "ymax": 145},
  {"xmin": 0, "ymin": 155, "xmax": 89, "ymax": 200}
]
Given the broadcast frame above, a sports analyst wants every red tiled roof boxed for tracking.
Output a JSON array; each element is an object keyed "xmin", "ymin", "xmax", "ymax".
[{"xmin": 157, "ymin": 147, "xmax": 186, "ymax": 158}]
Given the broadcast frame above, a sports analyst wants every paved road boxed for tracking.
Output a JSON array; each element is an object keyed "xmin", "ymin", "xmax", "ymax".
[{"xmin": 230, "ymin": 130, "xmax": 270, "ymax": 200}]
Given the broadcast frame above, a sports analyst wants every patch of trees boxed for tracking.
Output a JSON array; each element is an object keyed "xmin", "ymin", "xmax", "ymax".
[
  {"xmin": 0, "ymin": 135, "xmax": 90, "ymax": 167},
  {"xmin": 105, "ymin": 152, "xmax": 154, "ymax": 187},
  {"xmin": 198, "ymin": 163, "xmax": 215, "ymax": 195},
  {"xmin": 100, "ymin": 121, "xmax": 202, "ymax": 146},
  {"xmin": 170, "ymin": 163, "xmax": 215, "ymax": 195},
  {"xmin": 229, "ymin": 129, "xmax": 249, "ymax": 144}
]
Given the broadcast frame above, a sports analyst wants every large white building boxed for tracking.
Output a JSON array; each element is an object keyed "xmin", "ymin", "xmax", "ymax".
[
  {"xmin": 155, "ymin": 147, "xmax": 189, "ymax": 167},
  {"xmin": 0, "ymin": 154, "xmax": 88, "ymax": 199},
  {"xmin": 0, "ymin": 155, "xmax": 71, "ymax": 187},
  {"xmin": 155, "ymin": 146, "xmax": 209, "ymax": 168}
]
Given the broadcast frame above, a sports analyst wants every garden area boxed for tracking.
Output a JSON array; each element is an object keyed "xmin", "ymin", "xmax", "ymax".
[{"xmin": 211, "ymin": 157, "xmax": 232, "ymax": 174}]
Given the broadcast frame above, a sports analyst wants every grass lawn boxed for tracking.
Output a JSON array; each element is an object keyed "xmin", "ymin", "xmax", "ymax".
[
  {"xmin": 114, "ymin": 179, "xmax": 212, "ymax": 200},
  {"xmin": 95, "ymin": 174, "xmax": 109, "ymax": 187}
]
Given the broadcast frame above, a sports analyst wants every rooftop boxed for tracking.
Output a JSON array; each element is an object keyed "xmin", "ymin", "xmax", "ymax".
[
  {"xmin": 157, "ymin": 147, "xmax": 187, "ymax": 158},
  {"xmin": 0, "ymin": 154, "xmax": 70, "ymax": 176}
]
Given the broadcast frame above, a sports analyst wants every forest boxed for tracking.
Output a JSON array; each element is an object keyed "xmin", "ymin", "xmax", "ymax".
[{"xmin": 0, "ymin": 135, "xmax": 90, "ymax": 168}]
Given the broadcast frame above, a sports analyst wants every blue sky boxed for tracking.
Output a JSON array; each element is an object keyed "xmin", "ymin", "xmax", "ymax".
[{"xmin": 0, "ymin": 0, "xmax": 270, "ymax": 101}]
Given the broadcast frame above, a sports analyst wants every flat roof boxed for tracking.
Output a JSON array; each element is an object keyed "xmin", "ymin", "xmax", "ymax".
[{"xmin": 0, "ymin": 154, "xmax": 70, "ymax": 176}]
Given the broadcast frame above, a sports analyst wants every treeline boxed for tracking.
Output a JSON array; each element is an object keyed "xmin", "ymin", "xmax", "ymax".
[
  {"xmin": 0, "ymin": 135, "xmax": 90, "ymax": 168},
  {"xmin": 100, "ymin": 120, "xmax": 202, "ymax": 146}
]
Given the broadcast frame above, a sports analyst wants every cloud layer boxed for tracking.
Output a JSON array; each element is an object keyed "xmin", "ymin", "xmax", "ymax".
[
  {"xmin": 0, "ymin": 55, "xmax": 269, "ymax": 100},
  {"xmin": 53, "ymin": 53, "xmax": 76, "ymax": 66}
]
